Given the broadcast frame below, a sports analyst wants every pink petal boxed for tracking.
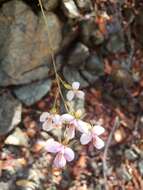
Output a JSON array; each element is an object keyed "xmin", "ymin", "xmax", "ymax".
[
  {"xmin": 80, "ymin": 132, "xmax": 92, "ymax": 145},
  {"xmin": 66, "ymin": 125, "xmax": 75, "ymax": 139},
  {"xmin": 93, "ymin": 136, "xmax": 104, "ymax": 149},
  {"xmin": 72, "ymin": 82, "xmax": 80, "ymax": 90},
  {"xmin": 42, "ymin": 120, "xmax": 53, "ymax": 132},
  {"xmin": 61, "ymin": 114, "xmax": 74, "ymax": 123},
  {"xmin": 53, "ymin": 153, "xmax": 66, "ymax": 168},
  {"xmin": 45, "ymin": 139, "xmax": 63, "ymax": 153},
  {"xmin": 76, "ymin": 90, "xmax": 85, "ymax": 99},
  {"xmin": 64, "ymin": 147, "xmax": 75, "ymax": 162},
  {"xmin": 66, "ymin": 90, "xmax": 75, "ymax": 101},
  {"xmin": 53, "ymin": 114, "xmax": 61, "ymax": 125},
  {"xmin": 40, "ymin": 112, "xmax": 50, "ymax": 122},
  {"xmin": 92, "ymin": 125, "xmax": 105, "ymax": 136},
  {"xmin": 74, "ymin": 120, "xmax": 89, "ymax": 133}
]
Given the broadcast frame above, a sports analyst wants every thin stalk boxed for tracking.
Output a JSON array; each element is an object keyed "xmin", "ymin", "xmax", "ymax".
[{"xmin": 38, "ymin": 0, "xmax": 69, "ymax": 113}]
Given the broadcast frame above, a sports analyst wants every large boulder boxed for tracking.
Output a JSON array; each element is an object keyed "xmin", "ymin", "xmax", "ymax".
[{"xmin": 0, "ymin": 0, "xmax": 62, "ymax": 86}]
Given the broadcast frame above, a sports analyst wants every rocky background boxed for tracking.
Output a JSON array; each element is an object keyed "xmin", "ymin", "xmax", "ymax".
[{"xmin": 0, "ymin": 0, "xmax": 143, "ymax": 190}]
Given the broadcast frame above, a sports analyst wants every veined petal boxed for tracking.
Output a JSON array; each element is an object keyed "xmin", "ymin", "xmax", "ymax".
[
  {"xmin": 64, "ymin": 147, "xmax": 75, "ymax": 162},
  {"xmin": 72, "ymin": 81, "xmax": 80, "ymax": 90},
  {"xmin": 66, "ymin": 125, "xmax": 75, "ymax": 139},
  {"xmin": 66, "ymin": 90, "xmax": 75, "ymax": 101},
  {"xmin": 80, "ymin": 132, "xmax": 92, "ymax": 145},
  {"xmin": 76, "ymin": 90, "xmax": 85, "ymax": 99},
  {"xmin": 40, "ymin": 112, "xmax": 50, "ymax": 122},
  {"xmin": 61, "ymin": 114, "xmax": 74, "ymax": 123},
  {"xmin": 93, "ymin": 136, "xmax": 104, "ymax": 149},
  {"xmin": 75, "ymin": 120, "xmax": 89, "ymax": 133},
  {"xmin": 92, "ymin": 125, "xmax": 105, "ymax": 136},
  {"xmin": 53, "ymin": 153, "xmax": 66, "ymax": 168},
  {"xmin": 45, "ymin": 139, "xmax": 63, "ymax": 153},
  {"xmin": 53, "ymin": 114, "xmax": 61, "ymax": 125},
  {"xmin": 42, "ymin": 120, "xmax": 53, "ymax": 132}
]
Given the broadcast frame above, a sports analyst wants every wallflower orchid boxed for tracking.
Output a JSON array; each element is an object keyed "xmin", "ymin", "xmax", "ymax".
[
  {"xmin": 66, "ymin": 82, "xmax": 85, "ymax": 101},
  {"xmin": 61, "ymin": 111, "xmax": 88, "ymax": 139},
  {"xmin": 80, "ymin": 124, "xmax": 105, "ymax": 149},
  {"xmin": 45, "ymin": 138, "xmax": 74, "ymax": 168},
  {"xmin": 40, "ymin": 112, "xmax": 62, "ymax": 132}
]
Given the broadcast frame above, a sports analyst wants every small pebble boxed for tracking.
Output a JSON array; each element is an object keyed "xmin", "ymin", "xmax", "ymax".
[
  {"xmin": 138, "ymin": 160, "xmax": 143, "ymax": 176},
  {"xmin": 125, "ymin": 149, "xmax": 138, "ymax": 161}
]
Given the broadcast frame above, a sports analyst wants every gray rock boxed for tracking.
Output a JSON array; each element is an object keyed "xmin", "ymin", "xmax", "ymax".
[
  {"xmin": 80, "ymin": 54, "xmax": 104, "ymax": 84},
  {"xmin": 5, "ymin": 128, "xmax": 29, "ymax": 147},
  {"xmin": 67, "ymin": 42, "xmax": 89, "ymax": 67},
  {"xmin": 106, "ymin": 18, "xmax": 122, "ymax": 35},
  {"xmin": 125, "ymin": 149, "xmax": 138, "ymax": 161},
  {"xmin": 117, "ymin": 167, "xmax": 132, "ymax": 182},
  {"xmin": 106, "ymin": 34, "xmax": 125, "ymax": 53},
  {"xmin": 62, "ymin": 0, "xmax": 80, "ymax": 19},
  {"xmin": 42, "ymin": 0, "xmax": 59, "ymax": 11},
  {"xmin": 85, "ymin": 53, "xmax": 104, "ymax": 74},
  {"xmin": 13, "ymin": 79, "xmax": 52, "ymax": 106},
  {"xmin": 0, "ymin": 0, "xmax": 62, "ymax": 86},
  {"xmin": 63, "ymin": 66, "xmax": 88, "ymax": 88},
  {"xmin": 138, "ymin": 160, "xmax": 143, "ymax": 176},
  {"xmin": 80, "ymin": 20, "xmax": 104, "ymax": 47},
  {"xmin": 0, "ymin": 92, "xmax": 22, "ymax": 135},
  {"xmin": 75, "ymin": 0, "xmax": 93, "ymax": 12},
  {"xmin": 81, "ymin": 70, "xmax": 98, "ymax": 84}
]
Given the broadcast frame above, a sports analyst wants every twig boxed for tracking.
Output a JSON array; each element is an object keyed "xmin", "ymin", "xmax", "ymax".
[{"xmin": 102, "ymin": 116, "xmax": 120, "ymax": 190}]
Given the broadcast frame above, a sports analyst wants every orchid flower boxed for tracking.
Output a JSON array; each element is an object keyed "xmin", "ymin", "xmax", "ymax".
[
  {"xmin": 61, "ymin": 112, "xmax": 88, "ymax": 139},
  {"xmin": 80, "ymin": 124, "xmax": 105, "ymax": 149},
  {"xmin": 66, "ymin": 82, "xmax": 85, "ymax": 101},
  {"xmin": 40, "ymin": 112, "xmax": 62, "ymax": 132},
  {"xmin": 45, "ymin": 138, "xmax": 75, "ymax": 168}
]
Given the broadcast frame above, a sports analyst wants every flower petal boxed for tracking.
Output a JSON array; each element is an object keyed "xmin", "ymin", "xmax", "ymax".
[
  {"xmin": 66, "ymin": 90, "xmax": 75, "ymax": 101},
  {"xmin": 72, "ymin": 82, "xmax": 80, "ymax": 90},
  {"xmin": 80, "ymin": 132, "xmax": 92, "ymax": 145},
  {"xmin": 93, "ymin": 136, "xmax": 104, "ymax": 149},
  {"xmin": 53, "ymin": 153, "xmax": 66, "ymax": 168},
  {"xmin": 40, "ymin": 112, "xmax": 50, "ymax": 122},
  {"xmin": 64, "ymin": 147, "xmax": 75, "ymax": 162},
  {"xmin": 76, "ymin": 90, "xmax": 85, "ymax": 99},
  {"xmin": 66, "ymin": 125, "xmax": 75, "ymax": 139},
  {"xmin": 92, "ymin": 125, "xmax": 105, "ymax": 136},
  {"xmin": 45, "ymin": 139, "xmax": 63, "ymax": 153},
  {"xmin": 61, "ymin": 114, "xmax": 74, "ymax": 123},
  {"xmin": 53, "ymin": 114, "xmax": 61, "ymax": 125},
  {"xmin": 42, "ymin": 120, "xmax": 53, "ymax": 132},
  {"xmin": 75, "ymin": 120, "xmax": 89, "ymax": 133}
]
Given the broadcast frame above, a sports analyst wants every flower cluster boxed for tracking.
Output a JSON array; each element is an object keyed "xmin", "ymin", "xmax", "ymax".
[{"xmin": 39, "ymin": 82, "xmax": 105, "ymax": 168}]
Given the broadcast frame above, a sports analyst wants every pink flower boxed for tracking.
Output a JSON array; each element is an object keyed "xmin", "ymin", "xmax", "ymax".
[
  {"xmin": 61, "ymin": 113, "xmax": 88, "ymax": 139},
  {"xmin": 66, "ymin": 82, "xmax": 85, "ymax": 101},
  {"xmin": 40, "ymin": 112, "xmax": 61, "ymax": 132},
  {"xmin": 80, "ymin": 124, "xmax": 105, "ymax": 149},
  {"xmin": 45, "ymin": 139, "xmax": 75, "ymax": 168}
]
